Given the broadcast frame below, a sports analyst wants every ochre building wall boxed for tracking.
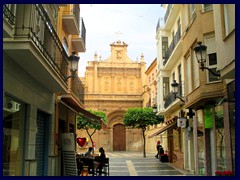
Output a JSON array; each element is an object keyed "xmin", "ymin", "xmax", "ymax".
[{"xmin": 77, "ymin": 40, "xmax": 146, "ymax": 152}]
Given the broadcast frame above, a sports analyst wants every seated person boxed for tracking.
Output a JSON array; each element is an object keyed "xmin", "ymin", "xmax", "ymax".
[
  {"xmin": 84, "ymin": 147, "xmax": 93, "ymax": 157},
  {"xmin": 94, "ymin": 147, "xmax": 106, "ymax": 176}
]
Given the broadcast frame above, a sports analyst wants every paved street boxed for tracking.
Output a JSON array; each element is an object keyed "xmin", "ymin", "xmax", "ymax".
[{"xmin": 105, "ymin": 151, "xmax": 192, "ymax": 176}]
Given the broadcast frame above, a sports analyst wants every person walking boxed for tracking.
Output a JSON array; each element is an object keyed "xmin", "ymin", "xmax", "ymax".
[{"xmin": 155, "ymin": 140, "xmax": 162, "ymax": 159}]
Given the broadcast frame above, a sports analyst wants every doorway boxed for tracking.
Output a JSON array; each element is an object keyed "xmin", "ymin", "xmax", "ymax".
[
  {"xmin": 113, "ymin": 124, "xmax": 126, "ymax": 151},
  {"xmin": 36, "ymin": 110, "xmax": 50, "ymax": 176}
]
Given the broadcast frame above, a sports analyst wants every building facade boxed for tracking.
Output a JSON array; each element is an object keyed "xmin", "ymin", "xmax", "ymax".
[
  {"xmin": 78, "ymin": 40, "xmax": 146, "ymax": 152},
  {"xmin": 3, "ymin": 4, "xmax": 98, "ymax": 176},
  {"xmin": 143, "ymin": 59, "xmax": 167, "ymax": 154},
  {"xmin": 153, "ymin": 4, "xmax": 235, "ymax": 175}
]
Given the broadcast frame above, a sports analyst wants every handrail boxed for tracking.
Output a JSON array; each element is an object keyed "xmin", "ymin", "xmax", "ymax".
[
  {"xmin": 13, "ymin": 4, "xmax": 69, "ymax": 82},
  {"xmin": 163, "ymin": 25, "xmax": 181, "ymax": 65},
  {"xmin": 3, "ymin": 4, "xmax": 16, "ymax": 25}
]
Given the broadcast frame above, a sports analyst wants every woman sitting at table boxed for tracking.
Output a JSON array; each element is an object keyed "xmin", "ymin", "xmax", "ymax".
[{"xmin": 95, "ymin": 147, "xmax": 106, "ymax": 176}]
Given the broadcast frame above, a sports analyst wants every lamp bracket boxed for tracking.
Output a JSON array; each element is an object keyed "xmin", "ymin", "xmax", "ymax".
[
  {"xmin": 64, "ymin": 70, "xmax": 78, "ymax": 81},
  {"xmin": 173, "ymin": 93, "xmax": 185, "ymax": 102},
  {"xmin": 200, "ymin": 66, "xmax": 220, "ymax": 77}
]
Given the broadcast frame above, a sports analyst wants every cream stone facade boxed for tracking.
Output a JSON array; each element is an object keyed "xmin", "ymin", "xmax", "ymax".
[{"xmin": 78, "ymin": 40, "xmax": 146, "ymax": 152}]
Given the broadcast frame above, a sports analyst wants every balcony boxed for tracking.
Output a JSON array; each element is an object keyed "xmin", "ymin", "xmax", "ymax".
[
  {"xmin": 3, "ymin": 4, "xmax": 16, "ymax": 37},
  {"xmin": 71, "ymin": 18, "xmax": 86, "ymax": 52},
  {"xmin": 62, "ymin": 4, "xmax": 80, "ymax": 35},
  {"xmin": 164, "ymin": 4, "xmax": 181, "ymax": 31},
  {"xmin": 3, "ymin": 4, "xmax": 69, "ymax": 93},
  {"xmin": 163, "ymin": 26, "xmax": 182, "ymax": 69},
  {"xmin": 156, "ymin": 17, "xmax": 164, "ymax": 33},
  {"xmin": 72, "ymin": 77, "xmax": 84, "ymax": 105},
  {"xmin": 164, "ymin": 82, "xmax": 183, "ymax": 109}
]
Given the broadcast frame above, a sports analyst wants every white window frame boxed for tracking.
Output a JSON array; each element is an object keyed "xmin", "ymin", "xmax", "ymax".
[
  {"xmin": 223, "ymin": 4, "xmax": 235, "ymax": 37},
  {"xmin": 202, "ymin": 4, "xmax": 213, "ymax": 12},
  {"xmin": 204, "ymin": 35, "xmax": 220, "ymax": 83},
  {"xmin": 62, "ymin": 37, "xmax": 69, "ymax": 56}
]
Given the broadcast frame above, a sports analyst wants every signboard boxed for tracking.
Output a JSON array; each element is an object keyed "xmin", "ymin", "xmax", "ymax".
[
  {"xmin": 204, "ymin": 105, "xmax": 213, "ymax": 129},
  {"xmin": 61, "ymin": 133, "xmax": 78, "ymax": 176},
  {"xmin": 177, "ymin": 117, "xmax": 187, "ymax": 128}
]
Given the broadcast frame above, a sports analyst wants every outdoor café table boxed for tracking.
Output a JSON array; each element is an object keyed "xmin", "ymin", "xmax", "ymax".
[{"xmin": 77, "ymin": 155, "xmax": 100, "ymax": 176}]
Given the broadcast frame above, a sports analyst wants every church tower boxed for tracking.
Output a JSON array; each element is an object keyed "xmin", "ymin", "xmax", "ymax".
[{"xmin": 82, "ymin": 40, "xmax": 146, "ymax": 151}]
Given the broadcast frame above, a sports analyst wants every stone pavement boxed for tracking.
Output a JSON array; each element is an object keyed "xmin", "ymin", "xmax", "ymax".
[{"xmin": 105, "ymin": 151, "xmax": 193, "ymax": 176}]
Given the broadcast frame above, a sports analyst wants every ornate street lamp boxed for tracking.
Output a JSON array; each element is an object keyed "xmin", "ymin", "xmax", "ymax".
[
  {"xmin": 194, "ymin": 42, "xmax": 220, "ymax": 77},
  {"xmin": 152, "ymin": 104, "xmax": 157, "ymax": 113},
  {"xmin": 171, "ymin": 80, "xmax": 185, "ymax": 102},
  {"xmin": 65, "ymin": 52, "xmax": 80, "ymax": 81}
]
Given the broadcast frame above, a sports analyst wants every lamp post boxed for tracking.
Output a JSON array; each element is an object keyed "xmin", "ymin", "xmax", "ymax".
[
  {"xmin": 65, "ymin": 52, "xmax": 80, "ymax": 81},
  {"xmin": 152, "ymin": 104, "xmax": 157, "ymax": 114},
  {"xmin": 194, "ymin": 42, "xmax": 220, "ymax": 77},
  {"xmin": 171, "ymin": 80, "xmax": 185, "ymax": 102}
]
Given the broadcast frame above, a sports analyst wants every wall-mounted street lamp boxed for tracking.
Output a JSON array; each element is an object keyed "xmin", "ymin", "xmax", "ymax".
[
  {"xmin": 152, "ymin": 104, "xmax": 157, "ymax": 113},
  {"xmin": 194, "ymin": 42, "xmax": 220, "ymax": 77},
  {"xmin": 171, "ymin": 80, "xmax": 185, "ymax": 102},
  {"xmin": 65, "ymin": 52, "xmax": 80, "ymax": 81}
]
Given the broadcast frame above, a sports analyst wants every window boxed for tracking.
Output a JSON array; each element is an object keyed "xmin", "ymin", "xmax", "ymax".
[
  {"xmin": 62, "ymin": 37, "xmax": 69, "ymax": 55},
  {"xmin": 223, "ymin": 4, "xmax": 235, "ymax": 37},
  {"xmin": 177, "ymin": 18, "xmax": 181, "ymax": 29},
  {"xmin": 186, "ymin": 55, "xmax": 192, "ymax": 94},
  {"xmin": 192, "ymin": 47, "xmax": 200, "ymax": 88},
  {"xmin": 205, "ymin": 36, "xmax": 219, "ymax": 82},
  {"xmin": 172, "ymin": 72, "xmax": 175, "ymax": 82},
  {"xmin": 3, "ymin": 95, "xmax": 26, "ymax": 176},
  {"xmin": 162, "ymin": 37, "xmax": 168, "ymax": 59},
  {"xmin": 163, "ymin": 77, "xmax": 169, "ymax": 99},
  {"xmin": 208, "ymin": 53, "xmax": 219, "ymax": 82},
  {"xmin": 152, "ymin": 91, "xmax": 155, "ymax": 105},
  {"xmin": 203, "ymin": 4, "xmax": 213, "ymax": 12},
  {"xmin": 178, "ymin": 64, "xmax": 183, "ymax": 97},
  {"xmin": 189, "ymin": 4, "xmax": 196, "ymax": 21}
]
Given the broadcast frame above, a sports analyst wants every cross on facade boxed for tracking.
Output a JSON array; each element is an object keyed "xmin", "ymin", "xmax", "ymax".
[{"xmin": 115, "ymin": 31, "xmax": 123, "ymax": 40}]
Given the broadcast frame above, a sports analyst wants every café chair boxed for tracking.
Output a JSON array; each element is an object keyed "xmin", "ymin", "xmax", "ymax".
[{"xmin": 95, "ymin": 158, "xmax": 109, "ymax": 176}]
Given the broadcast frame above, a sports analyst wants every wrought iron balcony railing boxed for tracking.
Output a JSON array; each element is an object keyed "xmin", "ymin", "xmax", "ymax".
[
  {"xmin": 164, "ymin": 82, "xmax": 183, "ymax": 109},
  {"xmin": 80, "ymin": 17, "xmax": 86, "ymax": 47},
  {"xmin": 72, "ymin": 77, "xmax": 84, "ymax": 104},
  {"xmin": 156, "ymin": 17, "xmax": 164, "ymax": 33},
  {"xmin": 163, "ymin": 26, "xmax": 181, "ymax": 65},
  {"xmin": 13, "ymin": 4, "xmax": 69, "ymax": 82},
  {"xmin": 164, "ymin": 92, "xmax": 175, "ymax": 109},
  {"xmin": 3, "ymin": 4, "xmax": 16, "ymax": 25},
  {"xmin": 164, "ymin": 4, "xmax": 172, "ymax": 24}
]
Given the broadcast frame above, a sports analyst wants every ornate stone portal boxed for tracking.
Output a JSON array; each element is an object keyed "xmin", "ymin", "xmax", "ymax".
[{"xmin": 81, "ymin": 40, "xmax": 146, "ymax": 151}]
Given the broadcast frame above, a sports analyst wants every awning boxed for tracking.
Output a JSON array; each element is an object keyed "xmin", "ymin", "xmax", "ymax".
[
  {"xmin": 59, "ymin": 93, "xmax": 104, "ymax": 125},
  {"xmin": 148, "ymin": 120, "xmax": 177, "ymax": 138}
]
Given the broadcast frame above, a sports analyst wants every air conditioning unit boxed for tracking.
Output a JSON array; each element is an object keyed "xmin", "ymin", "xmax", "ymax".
[
  {"xmin": 4, "ymin": 101, "xmax": 21, "ymax": 113},
  {"xmin": 177, "ymin": 117, "xmax": 187, "ymax": 128}
]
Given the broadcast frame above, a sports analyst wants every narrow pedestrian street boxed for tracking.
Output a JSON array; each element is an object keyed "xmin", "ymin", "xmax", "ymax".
[
  {"xmin": 106, "ymin": 151, "xmax": 192, "ymax": 176},
  {"xmin": 3, "ymin": 4, "xmax": 235, "ymax": 176}
]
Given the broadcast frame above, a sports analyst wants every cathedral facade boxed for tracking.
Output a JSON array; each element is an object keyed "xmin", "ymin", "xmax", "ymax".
[{"xmin": 79, "ymin": 40, "xmax": 146, "ymax": 152}]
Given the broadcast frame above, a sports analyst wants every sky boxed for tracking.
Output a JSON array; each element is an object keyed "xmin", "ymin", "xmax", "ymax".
[{"xmin": 78, "ymin": 4, "xmax": 166, "ymax": 77}]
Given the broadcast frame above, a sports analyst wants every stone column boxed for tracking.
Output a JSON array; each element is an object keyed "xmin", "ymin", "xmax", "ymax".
[
  {"xmin": 109, "ymin": 127, "xmax": 113, "ymax": 151},
  {"xmin": 93, "ymin": 61, "xmax": 98, "ymax": 93},
  {"xmin": 98, "ymin": 74, "xmax": 102, "ymax": 93},
  {"xmin": 123, "ymin": 75, "xmax": 127, "ymax": 93}
]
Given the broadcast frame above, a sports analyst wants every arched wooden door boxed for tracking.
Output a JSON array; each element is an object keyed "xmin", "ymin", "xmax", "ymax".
[{"xmin": 113, "ymin": 124, "xmax": 126, "ymax": 151}]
